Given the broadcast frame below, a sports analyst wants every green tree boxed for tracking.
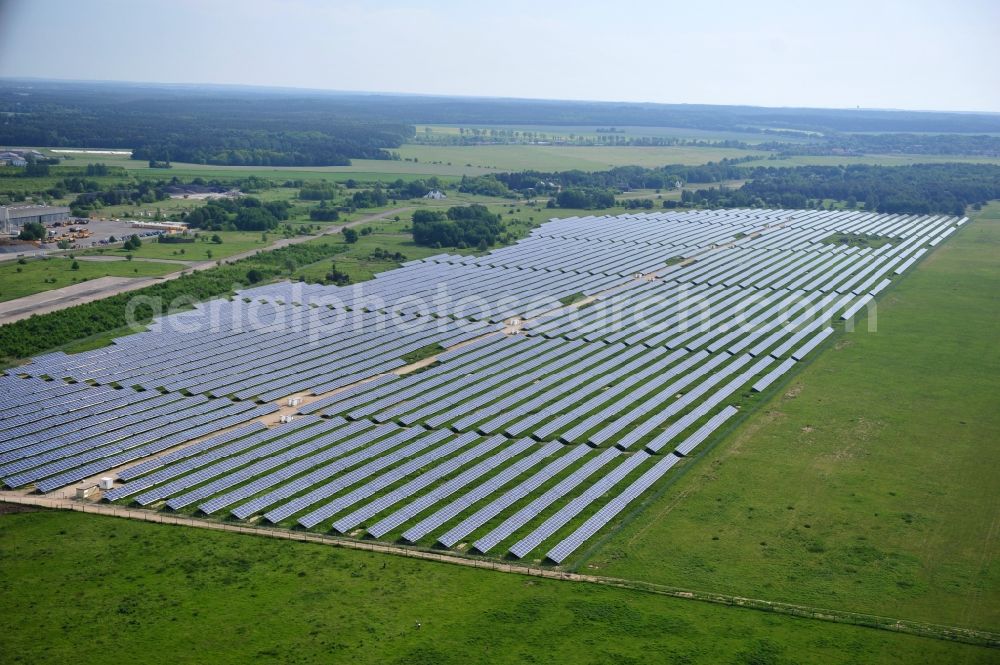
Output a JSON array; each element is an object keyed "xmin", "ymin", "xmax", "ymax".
[
  {"xmin": 235, "ymin": 207, "xmax": 279, "ymax": 231},
  {"xmin": 246, "ymin": 268, "xmax": 264, "ymax": 284},
  {"xmin": 25, "ymin": 162, "xmax": 50, "ymax": 177},
  {"xmin": 17, "ymin": 222, "xmax": 46, "ymax": 241},
  {"xmin": 342, "ymin": 227, "xmax": 359, "ymax": 244}
]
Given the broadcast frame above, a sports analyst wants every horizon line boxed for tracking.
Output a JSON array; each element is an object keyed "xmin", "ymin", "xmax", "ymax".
[{"xmin": 2, "ymin": 75, "xmax": 998, "ymax": 117}]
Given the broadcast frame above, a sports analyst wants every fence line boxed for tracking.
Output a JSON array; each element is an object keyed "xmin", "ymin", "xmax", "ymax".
[{"xmin": 2, "ymin": 494, "xmax": 997, "ymax": 650}]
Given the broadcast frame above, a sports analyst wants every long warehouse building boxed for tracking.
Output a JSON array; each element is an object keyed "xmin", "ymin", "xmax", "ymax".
[{"xmin": 1, "ymin": 205, "xmax": 71, "ymax": 235}]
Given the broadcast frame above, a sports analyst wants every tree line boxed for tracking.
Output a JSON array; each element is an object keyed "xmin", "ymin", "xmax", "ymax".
[
  {"xmin": 461, "ymin": 159, "xmax": 754, "ymax": 199},
  {"xmin": 463, "ymin": 162, "xmax": 1000, "ymax": 215},
  {"xmin": 682, "ymin": 163, "xmax": 1000, "ymax": 215}
]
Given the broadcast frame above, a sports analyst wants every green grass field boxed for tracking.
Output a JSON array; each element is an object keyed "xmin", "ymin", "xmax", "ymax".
[
  {"xmin": 395, "ymin": 144, "xmax": 769, "ymax": 172},
  {"xmin": 0, "ymin": 256, "xmax": 178, "ymax": 302},
  {"xmin": 1, "ymin": 509, "xmax": 996, "ymax": 665},
  {"xmin": 581, "ymin": 203, "xmax": 1000, "ymax": 632},
  {"xmin": 415, "ymin": 123, "xmax": 806, "ymax": 144},
  {"xmin": 85, "ymin": 230, "xmax": 272, "ymax": 262},
  {"xmin": 294, "ymin": 220, "xmax": 460, "ymax": 284},
  {"xmin": 79, "ymin": 195, "xmax": 232, "ymax": 221}
]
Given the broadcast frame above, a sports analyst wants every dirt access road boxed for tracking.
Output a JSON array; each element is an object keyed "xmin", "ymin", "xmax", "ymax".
[{"xmin": 0, "ymin": 207, "xmax": 411, "ymax": 326}]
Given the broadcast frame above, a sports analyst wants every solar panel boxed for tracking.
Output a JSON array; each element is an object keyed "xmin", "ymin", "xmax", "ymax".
[
  {"xmin": 546, "ymin": 453, "xmax": 681, "ymax": 563},
  {"xmin": 508, "ymin": 451, "xmax": 649, "ymax": 558},
  {"xmin": 473, "ymin": 447, "xmax": 619, "ymax": 554},
  {"xmin": 437, "ymin": 444, "xmax": 589, "ymax": 548},
  {"xmin": 365, "ymin": 437, "xmax": 536, "ymax": 538}
]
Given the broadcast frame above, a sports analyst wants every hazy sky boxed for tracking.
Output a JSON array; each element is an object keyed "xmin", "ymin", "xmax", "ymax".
[{"xmin": 1, "ymin": 0, "xmax": 998, "ymax": 112}]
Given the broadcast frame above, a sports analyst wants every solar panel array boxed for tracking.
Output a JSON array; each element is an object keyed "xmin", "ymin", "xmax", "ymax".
[
  {"xmin": 1, "ymin": 208, "xmax": 964, "ymax": 563},
  {"xmin": 0, "ymin": 378, "xmax": 276, "ymax": 492}
]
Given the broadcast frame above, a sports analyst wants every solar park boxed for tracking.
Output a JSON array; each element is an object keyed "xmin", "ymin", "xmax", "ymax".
[{"xmin": 0, "ymin": 208, "xmax": 967, "ymax": 564}]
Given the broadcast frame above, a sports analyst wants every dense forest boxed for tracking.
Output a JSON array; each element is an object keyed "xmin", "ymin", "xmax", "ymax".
[
  {"xmin": 762, "ymin": 133, "xmax": 1000, "ymax": 158},
  {"xmin": 683, "ymin": 164, "xmax": 1000, "ymax": 215},
  {"xmin": 0, "ymin": 82, "xmax": 412, "ymax": 166},
  {"xmin": 205, "ymin": 89, "xmax": 1000, "ymax": 135}
]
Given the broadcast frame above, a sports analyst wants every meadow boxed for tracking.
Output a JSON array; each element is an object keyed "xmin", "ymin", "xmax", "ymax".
[
  {"xmin": 581, "ymin": 203, "xmax": 1000, "ymax": 632},
  {"xmin": 414, "ymin": 123, "xmax": 804, "ymax": 143},
  {"xmin": 293, "ymin": 219, "xmax": 464, "ymax": 284},
  {"xmin": 1, "ymin": 508, "xmax": 996, "ymax": 665},
  {"xmin": 394, "ymin": 143, "xmax": 769, "ymax": 172},
  {"xmin": 84, "ymin": 230, "xmax": 273, "ymax": 262},
  {"xmin": 0, "ymin": 256, "xmax": 178, "ymax": 302},
  {"xmin": 76, "ymin": 194, "xmax": 234, "ymax": 221}
]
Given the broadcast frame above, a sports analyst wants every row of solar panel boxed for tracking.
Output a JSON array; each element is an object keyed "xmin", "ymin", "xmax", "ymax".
[{"xmin": 103, "ymin": 408, "xmax": 741, "ymax": 561}]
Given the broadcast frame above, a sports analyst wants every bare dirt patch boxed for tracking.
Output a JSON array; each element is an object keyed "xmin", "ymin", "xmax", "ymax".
[
  {"xmin": 0, "ymin": 501, "xmax": 38, "ymax": 516},
  {"xmin": 783, "ymin": 383, "xmax": 803, "ymax": 400}
]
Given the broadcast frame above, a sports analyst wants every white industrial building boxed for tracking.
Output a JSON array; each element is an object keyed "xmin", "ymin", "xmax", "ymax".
[{"xmin": 1, "ymin": 205, "xmax": 72, "ymax": 235}]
